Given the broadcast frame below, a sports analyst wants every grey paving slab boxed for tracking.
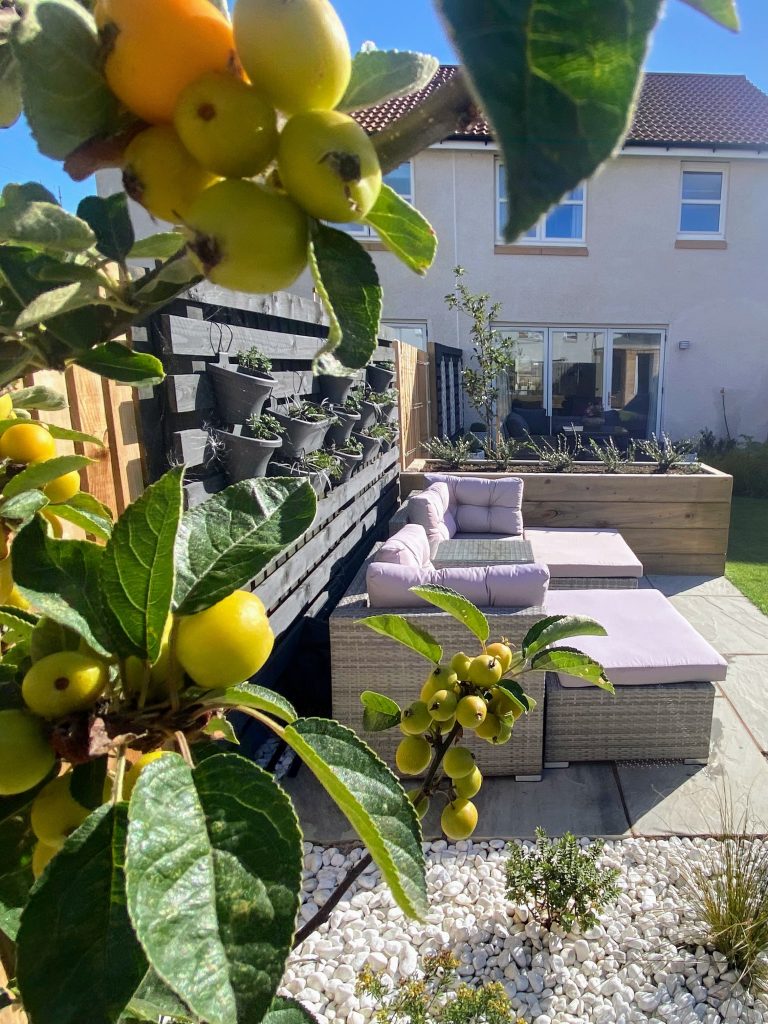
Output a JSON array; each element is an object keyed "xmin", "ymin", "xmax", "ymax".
[
  {"xmin": 718, "ymin": 655, "xmax": 768, "ymax": 753},
  {"xmin": 617, "ymin": 698, "xmax": 768, "ymax": 836},
  {"xmin": 281, "ymin": 762, "xmax": 630, "ymax": 843},
  {"xmin": 647, "ymin": 575, "xmax": 743, "ymax": 598},
  {"xmin": 668, "ymin": 594, "xmax": 768, "ymax": 655}
]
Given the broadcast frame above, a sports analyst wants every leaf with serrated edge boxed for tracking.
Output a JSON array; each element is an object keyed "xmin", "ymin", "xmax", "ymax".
[
  {"xmin": 52, "ymin": 492, "xmax": 113, "ymax": 541},
  {"xmin": 10, "ymin": 384, "xmax": 67, "ymax": 411},
  {"xmin": 12, "ymin": 518, "xmax": 112, "ymax": 654},
  {"xmin": 360, "ymin": 690, "xmax": 401, "ymax": 732},
  {"xmin": 0, "ymin": 201, "xmax": 95, "ymax": 253},
  {"xmin": 435, "ymin": 0, "xmax": 663, "ymax": 241},
  {"xmin": 17, "ymin": 804, "xmax": 147, "ymax": 1024},
  {"xmin": 128, "ymin": 232, "xmax": 185, "ymax": 260},
  {"xmin": 0, "ymin": 488, "xmax": 48, "ymax": 521},
  {"xmin": 125, "ymin": 970, "xmax": 196, "ymax": 1024},
  {"xmin": 497, "ymin": 679, "xmax": 536, "ymax": 714},
  {"xmin": 284, "ymin": 718, "xmax": 427, "ymax": 920},
  {"xmin": 76, "ymin": 342, "xmax": 165, "ymax": 387},
  {"xmin": 202, "ymin": 716, "xmax": 239, "ymax": 744},
  {"xmin": 100, "ymin": 467, "xmax": 183, "ymax": 661},
  {"xmin": 194, "ymin": 682, "xmax": 297, "ymax": 724},
  {"xmin": 522, "ymin": 615, "xmax": 607, "ymax": 658},
  {"xmin": 364, "ymin": 185, "xmax": 437, "ymax": 275},
  {"xmin": 409, "ymin": 584, "xmax": 489, "ymax": 644},
  {"xmin": 679, "ymin": 0, "xmax": 739, "ymax": 29},
  {"xmin": 174, "ymin": 477, "xmax": 316, "ymax": 615},
  {"xmin": 531, "ymin": 646, "xmax": 614, "ymax": 693},
  {"xmin": 2, "ymin": 454, "xmax": 91, "ymax": 499},
  {"xmin": 125, "ymin": 753, "xmax": 303, "ymax": 1024},
  {"xmin": 264, "ymin": 997, "xmax": 321, "ymax": 1024},
  {"xmin": 339, "ymin": 49, "xmax": 439, "ymax": 111},
  {"xmin": 46, "ymin": 422, "xmax": 104, "ymax": 446},
  {"xmin": 358, "ymin": 614, "xmax": 442, "ymax": 665},
  {"xmin": 309, "ymin": 223, "xmax": 382, "ymax": 370},
  {"xmin": 0, "ymin": 608, "xmax": 36, "ymax": 635}
]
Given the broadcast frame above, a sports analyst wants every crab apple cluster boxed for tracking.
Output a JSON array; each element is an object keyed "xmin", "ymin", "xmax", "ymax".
[
  {"xmin": 94, "ymin": 0, "xmax": 381, "ymax": 294},
  {"xmin": 394, "ymin": 641, "xmax": 526, "ymax": 842}
]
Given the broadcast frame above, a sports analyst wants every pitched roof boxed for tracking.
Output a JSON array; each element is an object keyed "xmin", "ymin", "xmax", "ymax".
[{"xmin": 353, "ymin": 67, "xmax": 768, "ymax": 149}]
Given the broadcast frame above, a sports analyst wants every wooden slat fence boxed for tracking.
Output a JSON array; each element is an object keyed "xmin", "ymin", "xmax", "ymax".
[
  {"xmin": 430, "ymin": 341, "xmax": 464, "ymax": 439},
  {"xmin": 394, "ymin": 339, "xmax": 430, "ymax": 469}
]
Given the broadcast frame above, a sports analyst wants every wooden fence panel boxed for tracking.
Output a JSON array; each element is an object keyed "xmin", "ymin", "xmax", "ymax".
[{"xmin": 394, "ymin": 339, "xmax": 430, "ymax": 469}]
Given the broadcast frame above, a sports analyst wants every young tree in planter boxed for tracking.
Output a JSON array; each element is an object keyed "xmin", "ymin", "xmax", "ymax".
[
  {"xmin": 0, "ymin": 0, "xmax": 738, "ymax": 1020},
  {"xmin": 444, "ymin": 268, "xmax": 519, "ymax": 444}
]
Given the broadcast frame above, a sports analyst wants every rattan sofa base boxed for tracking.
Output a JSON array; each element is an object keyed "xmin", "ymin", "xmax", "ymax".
[
  {"xmin": 329, "ymin": 558, "xmax": 547, "ymax": 779},
  {"xmin": 544, "ymin": 673, "xmax": 716, "ymax": 763},
  {"xmin": 548, "ymin": 577, "xmax": 639, "ymax": 590}
]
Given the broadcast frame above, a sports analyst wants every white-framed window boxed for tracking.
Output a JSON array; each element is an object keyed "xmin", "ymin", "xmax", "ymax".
[
  {"xmin": 382, "ymin": 320, "xmax": 427, "ymax": 350},
  {"xmin": 496, "ymin": 160, "xmax": 586, "ymax": 244},
  {"xmin": 678, "ymin": 162, "xmax": 728, "ymax": 238},
  {"xmin": 339, "ymin": 161, "xmax": 414, "ymax": 238}
]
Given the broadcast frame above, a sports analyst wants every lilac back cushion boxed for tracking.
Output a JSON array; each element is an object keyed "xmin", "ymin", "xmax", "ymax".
[
  {"xmin": 407, "ymin": 483, "xmax": 454, "ymax": 551},
  {"xmin": 425, "ymin": 474, "xmax": 524, "ymax": 536},
  {"xmin": 371, "ymin": 525, "xmax": 431, "ymax": 569},
  {"xmin": 366, "ymin": 561, "xmax": 549, "ymax": 608}
]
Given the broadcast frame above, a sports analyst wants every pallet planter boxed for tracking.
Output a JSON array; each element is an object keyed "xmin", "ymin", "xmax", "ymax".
[
  {"xmin": 400, "ymin": 459, "xmax": 733, "ymax": 575},
  {"xmin": 216, "ymin": 428, "xmax": 282, "ymax": 483},
  {"xmin": 207, "ymin": 361, "xmax": 275, "ymax": 424},
  {"xmin": 273, "ymin": 406, "xmax": 331, "ymax": 458}
]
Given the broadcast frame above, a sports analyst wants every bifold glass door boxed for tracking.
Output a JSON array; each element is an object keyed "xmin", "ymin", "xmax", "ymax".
[{"xmin": 496, "ymin": 327, "xmax": 665, "ymax": 437}]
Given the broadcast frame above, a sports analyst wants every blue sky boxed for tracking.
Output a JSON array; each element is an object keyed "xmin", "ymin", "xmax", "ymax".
[{"xmin": 2, "ymin": 0, "xmax": 766, "ymax": 210}]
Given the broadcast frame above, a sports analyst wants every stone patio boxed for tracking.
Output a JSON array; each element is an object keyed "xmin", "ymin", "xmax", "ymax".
[{"xmin": 283, "ymin": 575, "xmax": 768, "ymax": 841}]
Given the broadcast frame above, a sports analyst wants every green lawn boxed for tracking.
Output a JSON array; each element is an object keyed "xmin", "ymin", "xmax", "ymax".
[{"xmin": 726, "ymin": 497, "xmax": 768, "ymax": 615}]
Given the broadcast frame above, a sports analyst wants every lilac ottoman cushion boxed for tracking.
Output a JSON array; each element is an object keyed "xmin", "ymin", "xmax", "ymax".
[
  {"xmin": 426, "ymin": 473, "xmax": 524, "ymax": 536},
  {"xmin": 543, "ymin": 589, "xmax": 728, "ymax": 687},
  {"xmin": 372, "ymin": 524, "xmax": 431, "ymax": 568},
  {"xmin": 526, "ymin": 528, "xmax": 643, "ymax": 578},
  {"xmin": 366, "ymin": 560, "xmax": 549, "ymax": 608}
]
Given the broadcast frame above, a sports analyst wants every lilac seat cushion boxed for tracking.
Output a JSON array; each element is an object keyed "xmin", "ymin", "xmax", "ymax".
[
  {"xmin": 425, "ymin": 473, "xmax": 524, "ymax": 536},
  {"xmin": 372, "ymin": 524, "xmax": 431, "ymax": 569},
  {"xmin": 526, "ymin": 528, "xmax": 643, "ymax": 578},
  {"xmin": 366, "ymin": 560, "xmax": 549, "ymax": 608},
  {"xmin": 407, "ymin": 483, "xmax": 454, "ymax": 555},
  {"xmin": 543, "ymin": 589, "xmax": 728, "ymax": 687}
]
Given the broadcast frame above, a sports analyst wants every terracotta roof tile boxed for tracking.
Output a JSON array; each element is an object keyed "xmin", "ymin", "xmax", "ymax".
[{"xmin": 353, "ymin": 67, "xmax": 768, "ymax": 149}]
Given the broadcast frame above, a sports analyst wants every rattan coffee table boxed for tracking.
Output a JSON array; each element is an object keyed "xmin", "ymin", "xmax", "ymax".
[{"xmin": 433, "ymin": 537, "xmax": 534, "ymax": 569}]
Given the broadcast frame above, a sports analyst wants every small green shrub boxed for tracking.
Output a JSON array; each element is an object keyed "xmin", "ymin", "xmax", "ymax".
[
  {"xmin": 357, "ymin": 951, "xmax": 523, "ymax": 1024},
  {"xmin": 633, "ymin": 432, "xmax": 697, "ymax": 473},
  {"xmin": 505, "ymin": 827, "xmax": 620, "ymax": 931},
  {"xmin": 423, "ymin": 436, "xmax": 474, "ymax": 469},
  {"xmin": 527, "ymin": 434, "xmax": 580, "ymax": 472},
  {"xmin": 283, "ymin": 398, "xmax": 330, "ymax": 422},
  {"xmin": 236, "ymin": 346, "xmax": 272, "ymax": 375},
  {"xmin": 482, "ymin": 436, "xmax": 523, "ymax": 470},
  {"xmin": 305, "ymin": 449, "xmax": 343, "ymax": 480},
  {"xmin": 245, "ymin": 412, "xmax": 283, "ymax": 439},
  {"xmin": 368, "ymin": 389, "xmax": 399, "ymax": 406},
  {"xmin": 338, "ymin": 436, "xmax": 363, "ymax": 456},
  {"xmin": 699, "ymin": 434, "xmax": 768, "ymax": 498},
  {"xmin": 587, "ymin": 437, "xmax": 630, "ymax": 473}
]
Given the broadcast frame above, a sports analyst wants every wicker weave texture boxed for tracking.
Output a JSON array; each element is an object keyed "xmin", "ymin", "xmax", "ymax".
[
  {"xmin": 330, "ymin": 562, "xmax": 547, "ymax": 777},
  {"xmin": 548, "ymin": 577, "xmax": 639, "ymax": 590},
  {"xmin": 544, "ymin": 673, "xmax": 715, "ymax": 762}
]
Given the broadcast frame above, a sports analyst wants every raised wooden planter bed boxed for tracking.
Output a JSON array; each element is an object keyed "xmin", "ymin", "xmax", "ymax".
[{"xmin": 400, "ymin": 460, "xmax": 733, "ymax": 576}]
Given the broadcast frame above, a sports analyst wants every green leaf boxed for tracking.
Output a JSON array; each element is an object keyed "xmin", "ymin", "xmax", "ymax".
[
  {"xmin": 308, "ymin": 222, "xmax": 382, "ymax": 370},
  {"xmin": 128, "ymin": 232, "xmax": 186, "ymax": 260},
  {"xmin": 50, "ymin": 491, "xmax": 113, "ymax": 541},
  {"xmin": 497, "ymin": 679, "xmax": 537, "ymax": 714},
  {"xmin": 530, "ymin": 646, "xmax": 614, "ymax": 693},
  {"xmin": 264, "ymin": 997, "xmax": 321, "ymax": 1024},
  {"xmin": 360, "ymin": 690, "xmax": 401, "ymax": 732},
  {"xmin": 47, "ymin": 422, "xmax": 104, "ymax": 446},
  {"xmin": 17, "ymin": 804, "xmax": 148, "ymax": 1024},
  {"xmin": 12, "ymin": 518, "xmax": 111, "ymax": 654},
  {"xmin": 11, "ymin": 0, "xmax": 123, "ymax": 161},
  {"xmin": 70, "ymin": 758, "xmax": 108, "ymax": 810},
  {"xmin": 0, "ymin": 199, "xmax": 95, "ymax": 254},
  {"xmin": 124, "ymin": 971, "xmax": 195, "ymax": 1024},
  {"xmin": 436, "ymin": 0, "xmax": 662, "ymax": 241},
  {"xmin": 0, "ymin": 488, "xmax": 48, "ymax": 522},
  {"xmin": 10, "ymin": 384, "xmax": 68, "ymax": 411},
  {"xmin": 679, "ymin": 0, "xmax": 739, "ymax": 29},
  {"xmin": 0, "ymin": 769, "xmax": 55, "ymax": 826},
  {"xmin": 30, "ymin": 615, "xmax": 82, "ymax": 661},
  {"xmin": 0, "ymin": 606, "xmax": 37, "ymax": 636},
  {"xmin": 0, "ymin": 814, "xmax": 35, "ymax": 940},
  {"xmin": 339, "ymin": 49, "xmax": 440, "ymax": 111},
  {"xmin": 283, "ymin": 718, "xmax": 427, "ymax": 920},
  {"xmin": 128, "ymin": 251, "xmax": 201, "ymax": 314},
  {"xmin": 197, "ymin": 681, "xmax": 298, "ymax": 724},
  {"xmin": 522, "ymin": 615, "xmax": 607, "ymax": 658},
  {"xmin": 202, "ymin": 715, "xmax": 239, "ymax": 745},
  {"xmin": 174, "ymin": 477, "xmax": 316, "ymax": 616},
  {"xmin": 14, "ymin": 280, "xmax": 114, "ymax": 329},
  {"xmin": 1, "ymin": 182, "xmax": 58, "ymax": 207},
  {"xmin": 100, "ymin": 467, "xmax": 183, "ymax": 661},
  {"xmin": 2, "ymin": 454, "xmax": 91, "ymax": 499},
  {"xmin": 77, "ymin": 194, "xmax": 135, "ymax": 262},
  {"xmin": 76, "ymin": 342, "xmax": 165, "ymax": 387},
  {"xmin": 358, "ymin": 614, "xmax": 443, "ymax": 665},
  {"xmin": 409, "ymin": 584, "xmax": 489, "ymax": 644},
  {"xmin": 364, "ymin": 185, "xmax": 437, "ymax": 275},
  {"xmin": 125, "ymin": 753, "xmax": 303, "ymax": 1024},
  {"xmin": 0, "ymin": 44, "xmax": 22, "ymax": 129}
]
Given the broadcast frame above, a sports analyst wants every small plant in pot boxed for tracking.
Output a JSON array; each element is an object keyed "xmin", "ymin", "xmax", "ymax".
[
  {"xmin": 268, "ymin": 452, "xmax": 329, "ymax": 499},
  {"xmin": 366, "ymin": 422, "xmax": 397, "ymax": 452},
  {"xmin": 369, "ymin": 388, "xmax": 399, "ymax": 423},
  {"xmin": 207, "ymin": 347, "xmax": 275, "ymax": 425},
  {"xmin": 352, "ymin": 429, "xmax": 382, "ymax": 463},
  {"xmin": 332, "ymin": 436, "xmax": 364, "ymax": 482},
  {"xmin": 305, "ymin": 449, "xmax": 343, "ymax": 490},
  {"xmin": 273, "ymin": 397, "xmax": 332, "ymax": 458},
  {"xmin": 325, "ymin": 402, "xmax": 362, "ymax": 448},
  {"xmin": 356, "ymin": 391, "xmax": 378, "ymax": 431},
  {"xmin": 214, "ymin": 412, "xmax": 284, "ymax": 484},
  {"xmin": 367, "ymin": 358, "xmax": 395, "ymax": 393},
  {"xmin": 318, "ymin": 371, "xmax": 357, "ymax": 407}
]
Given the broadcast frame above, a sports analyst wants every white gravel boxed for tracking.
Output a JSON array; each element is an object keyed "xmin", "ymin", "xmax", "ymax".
[{"xmin": 284, "ymin": 838, "xmax": 768, "ymax": 1024}]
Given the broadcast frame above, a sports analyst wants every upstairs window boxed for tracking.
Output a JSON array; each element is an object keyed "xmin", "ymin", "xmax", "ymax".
[
  {"xmin": 340, "ymin": 161, "xmax": 413, "ymax": 237},
  {"xmin": 679, "ymin": 164, "xmax": 727, "ymax": 237},
  {"xmin": 497, "ymin": 161, "xmax": 586, "ymax": 244}
]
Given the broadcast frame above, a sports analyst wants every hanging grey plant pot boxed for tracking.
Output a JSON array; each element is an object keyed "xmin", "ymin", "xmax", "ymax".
[
  {"xmin": 208, "ymin": 363, "xmax": 275, "ymax": 425},
  {"xmin": 334, "ymin": 449, "xmax": 363, "ymax": 484},
  {"xmin": 273, "ymin": 409, "xmax": 330, "ymax": 458},
  {"xmin": 352, "ymin": 432, "xmax": 382, "ymax": 464},
  {"xmin": 318, "ymin": 374, "xmax": 355, "ymax": 407},
  {"xmin": 269, "ymin": 460, "xmax": 328, "ymax": 498},
  {"xmin": 325, "ymin": 408, "xmax": 361, "ymax": 448},
  {"xmin": 216, "ymin": 429, "xmax": 281, "ymax": 483},
  {"xmin": 367, "ymin": 364, "xmax": 395, "ymax": 392},
  {"xmin": 357, "ymin": 400, "xmax": 378, "ymax": 431}
]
